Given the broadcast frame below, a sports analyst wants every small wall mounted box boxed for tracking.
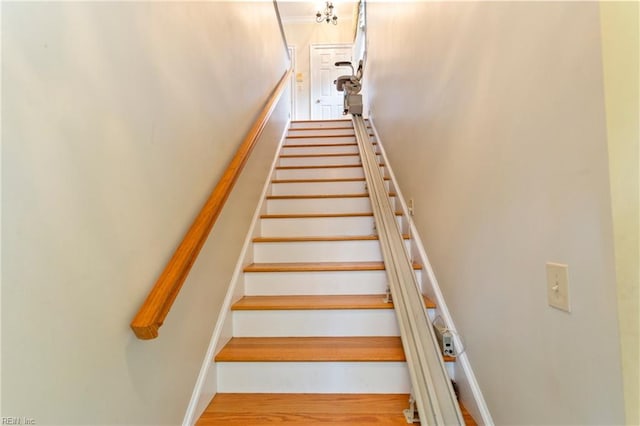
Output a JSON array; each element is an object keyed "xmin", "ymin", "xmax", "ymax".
[{"xmin": 433, "ymin": 322, "xmax": 455, "ymax": 356}]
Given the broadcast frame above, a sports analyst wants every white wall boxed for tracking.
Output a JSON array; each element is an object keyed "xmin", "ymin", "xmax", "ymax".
[
  {"xmin": 283, "ymin": 20, "xmax": 353, "ymax": 120},
  {"xmin": 365, "ymin": 2, "xmax": 625, "ymax": 424},
  {"xmin": 600, "ymin": 3, "xmax": 640, "ymax": 423},
  {"xmin": 1, "ymin": 2, "xmax": 289, "ymax": 425}
]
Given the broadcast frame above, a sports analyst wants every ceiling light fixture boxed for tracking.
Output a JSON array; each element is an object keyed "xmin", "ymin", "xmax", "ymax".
[{"xmin": 316, "ymin": 1, "xmax": 338, "ymax": 25}]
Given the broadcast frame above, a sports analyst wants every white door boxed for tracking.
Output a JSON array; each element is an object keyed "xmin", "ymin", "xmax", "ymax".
[{"xmin": 310, "ymin": 44, "xmax": 352, "ymax": 120}]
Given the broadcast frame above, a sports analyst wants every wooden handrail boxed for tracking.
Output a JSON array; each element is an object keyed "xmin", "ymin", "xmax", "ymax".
[{"xmin": 131, "ymin": 67, "xmax": 293, "ymax": 340}]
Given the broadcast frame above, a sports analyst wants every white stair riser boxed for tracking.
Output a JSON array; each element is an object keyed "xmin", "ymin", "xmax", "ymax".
[
  {"xmin": 278, "ymin": 155, "xmax": 368, "ymax": 167},
  {"xmin": 289, "ymin": 120, "xmax": 351, "ymax": 129},
  {"xmin": 254, "ymin": 240, "xmax": 382, "ymax": 263},
  {"xmin": 232, "ymin": 309, "xmax": 400, "ymax": 337},
  {"xmin": 281, "ymin": 145, "xmax": 359, "ymax": 156},
  {"xmin": 244, "ymin": 270, "xmax": 392, "ymax": 295},
  {"xmin": 253, "ymin": 240, "xmax": 411, "ymax": 263},
  {"xmin": 288, "ymin": 129, "xmax": 354, "ymax": 137},
  {"xmin": 279, "ymin": 155, "xmax": 382, "ymax": 168},
  {"xmin": 288, "ymin": 121, "xmax": 373, "ymax": 130},
  {"xmin": 267, "ymin": 197, "xmax": 368, "ymax": 214},
  {"xmin": 266, "ymin": 196, "xmax": 396, "ymax": 214},
  {"xmin": 271, "ymin": 180, "xmax": 390, "ymax": 196},
  {"xmin": 216, "ymin": 361, "xmax": 411, "ymax": 393},
  {"xmin": 271, "ymin": 180, "xmax": 368, "ymax": 195},
  {"xmin": 260, "ymin": 215, "xmax": 402, "ymax": 237},
  {"xmin": 285, "ymin": 136, "xmax": 357, "ymax": 145},
  {"xmin": 275, "ymin": 167, "xmax": 365, "ymax": 180},
  {"xmin": 261, "ymin": 216, "xmax": 374, "ymax": 237},
  {"xmin": 427, "ymin": 308, "xmax": 436, "ymax": 322},
  {"xmin": 447, "ymin": 362, "xmax": 455, "ymax": 381}
]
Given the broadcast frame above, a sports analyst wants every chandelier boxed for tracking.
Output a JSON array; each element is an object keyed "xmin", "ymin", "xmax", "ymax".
[{"xmin": 316, "ymin": 1, "xmax": 338, "ymax": 25}]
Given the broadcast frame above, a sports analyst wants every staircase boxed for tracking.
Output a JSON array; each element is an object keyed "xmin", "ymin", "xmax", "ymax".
[{"xmin": 195, "ymin": 119, "xmax": 475, "ymax": 425}]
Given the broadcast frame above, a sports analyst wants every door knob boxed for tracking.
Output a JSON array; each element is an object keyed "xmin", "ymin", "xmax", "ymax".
[{"xmin": 316, "ymin": 99, "xmax": 321, "ymax": 103}]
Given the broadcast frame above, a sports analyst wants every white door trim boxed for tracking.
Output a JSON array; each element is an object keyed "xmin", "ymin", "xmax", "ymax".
[{"xmin": 310, "ymin": 42, "xmax": 353, "ymax": 51}]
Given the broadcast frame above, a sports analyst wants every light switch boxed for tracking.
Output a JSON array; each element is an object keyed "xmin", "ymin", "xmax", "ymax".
[{"xmin": 546, "ymin": 262, "xmax": 570, "ymax": 312}]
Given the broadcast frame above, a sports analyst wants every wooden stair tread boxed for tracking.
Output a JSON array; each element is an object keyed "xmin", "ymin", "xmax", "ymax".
[
  {"xmin": 275, "ymin": 164, "xmax": 363, "ymax": 170},
  {"xmin": 293, "ymin": 118, "xmax": 351, "ymax": 121},
  {"xmin": 284, "ymin": 142, "xmax": 377, "ymax": 148},
  {"xmin": 197, "ymin": 394, "xmax": 476, "ymax": 425},
  {"xmin": 252, "ymin": 234, "xmax": 410, "ymax": 243},
  {"xmin": 196, "ymin": 393, "xmax": 411, "ymax": 425},
  {"xmin": 266, "ymin": 192, "xmax": 395, "ymax": 199},
  {"xmin": 232, "ymin": 294, "xmax": 436, "ymax": 311},
  {"xmin": 423, "ymin": 295, "xmax": 437, "ymax": 309},
  {"xmin": 460, "ymin": 403, "xmax": 478, "ymax": 426},
  {"xmin": 289, "ymin": 126, "xmax": 372, "ymax": 130},
  {"xmin": 215, "ymin": 336, "xmax": 406, "ymax": 362},
  {"xmin": 292, "ymin": 119, "xmax": 352, "ymax": 123},
  {"xmin": 287, "ymin": 126, "xmax": 371, "ymax": 131},
  {"xmin": 260, "ymin": 211, "xmax": 402, "ymax": 219},
  {"xmin": 271, "ymin": 177, "xmax": 388, "ymax": 183},
  {"xmin": 279, "ymin": 153, "xmax": 360, "ymax": 158},
  {"xmin": 232, "ymin": 294, "xmax": 394, "ymax": 310},
  {"xmin": 243, "ymin": 261, "xmax": 423, "ymax": 272},
  {"xmin": 286, "ymin": 134, "xmax": 373, "ymax": 139},
  {"xmin": 200, "ymin": 393, "xmax": 408, "ymax": 413},
  {"xmin": 286, "ymin": 134, "xmax": 357, "ymax": 139},
  {"xmin": 267, "ymin": 193, "xmax": 367, "ymax": 199},
  {"xmin": 289, "ymin": 126, "xmax": 354, "ymax": 131},
  {"xmin": 284, "ymin": 142, "xmax": 356, "ymax": 148},
  {"xmin": 276, "ymin": 164, "xmax": 383, "ymax": 170}
]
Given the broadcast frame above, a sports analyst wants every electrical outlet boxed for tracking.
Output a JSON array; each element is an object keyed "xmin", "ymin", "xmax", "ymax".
[
  {"xmin": 408, "ymin": 198, "xmax": 415, "ymax": 216},
  {"xmin": 546, "ymin": 262, "xmax": 570, "ymax": 313}
]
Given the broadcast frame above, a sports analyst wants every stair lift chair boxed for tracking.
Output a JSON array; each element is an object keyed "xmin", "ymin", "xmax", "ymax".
[{"xmin": 334, "ymin": 60, "xmax": 364, "ymax": 116}]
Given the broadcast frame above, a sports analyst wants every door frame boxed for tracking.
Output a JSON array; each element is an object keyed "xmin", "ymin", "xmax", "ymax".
[{"xmin": 309, "ymin": 43, "xmax": 353, "ymax": 120}]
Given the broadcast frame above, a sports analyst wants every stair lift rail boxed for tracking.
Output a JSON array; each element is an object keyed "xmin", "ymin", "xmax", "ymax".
[{"xmin": 352, "ymin": 116, "xmax": 465, "ymax": 425}]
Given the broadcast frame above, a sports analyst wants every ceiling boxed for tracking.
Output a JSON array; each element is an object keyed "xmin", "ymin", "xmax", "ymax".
[{"xmin": 277, "ymin": 1, "xmax": 359, "ymax": 23}]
